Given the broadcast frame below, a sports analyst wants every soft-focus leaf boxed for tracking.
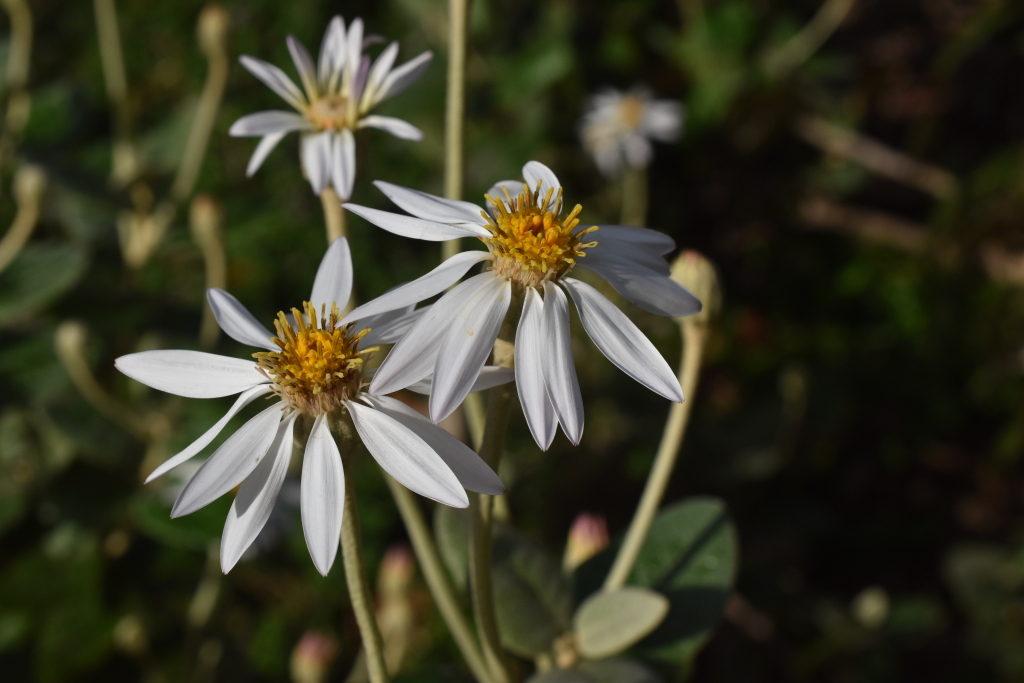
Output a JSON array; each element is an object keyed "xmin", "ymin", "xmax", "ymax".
[
  {"xmin": 434, "ymin": 503, "xmax": 471, "ymax": 591},
  {"xmin": 525, "ymin": 670, "xmax": 597, "ymax": 683},
  {"xmin": 133, "ymin": 494, "xmax": 231, "ymax": 551},
  {"xmin": 577, "ymin": 658, "xmax": 663, "ymax": 683},
  {"xmin": 573, "ymin": 587, "xmax": 669, "ymax": 659},
  {"xmin": 0, "ymin": 244, "xmax": 87, "ymax": 325}
]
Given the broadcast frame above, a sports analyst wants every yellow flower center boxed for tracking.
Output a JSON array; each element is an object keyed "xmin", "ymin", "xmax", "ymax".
[
  {"xmin": 307, "ymin": 95, "xmax": 350, "ymax": 132},
  {"xmin": 618, "ymin": 95, "xmax": 645, "ymax": 131},
  {"xmin": 254, "ymin": 301, "xmax": 376, "ymax": 415},
  {"xmin": 481, "ymin": 182, "xmax": 598, "ymax": 288}
]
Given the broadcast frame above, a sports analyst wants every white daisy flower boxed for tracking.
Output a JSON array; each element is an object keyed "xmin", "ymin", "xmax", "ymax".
[
  {"xmin": 116, "ymin": 238, "xmax": 505, "ymax": 576},
  {"xmin": 580, "ymin": 86, "xmax": 683, "ymax": 178},
  {"xmin": 341, "ymin": 161, "xmax": 702, "ymax": 450},
  {"xmin": 228, "ymin": 16, "xmax": 432, "ymax": 200}
]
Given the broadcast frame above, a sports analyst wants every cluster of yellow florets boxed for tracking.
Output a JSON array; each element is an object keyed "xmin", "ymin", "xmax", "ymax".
[
  {"xmin": 307, "ymin": 94, "xmax": 351, "ymax": 132},
  {"xmin": 254, "ymin": 301, "xmax": 375, "ymax": 415},
  {"xmin": 481, "ymin": 182, "xmax": 598, "ymax": 288}
]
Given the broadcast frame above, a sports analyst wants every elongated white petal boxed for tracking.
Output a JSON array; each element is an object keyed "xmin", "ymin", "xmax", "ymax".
[
  {"xmin": 523, "ymin": 161, "xmax": 561, "ymax": 209},
  {"xmin": 246, "ymin": 132, "xmax": 288, "ymax": 177},
  {"xmin": 363, "ymin": 395, "xmax": 503, "ymax": 495},
  {"xmin": 563, "ymin": 277, "xmax": 684, "ymax": 402},
  {"xmin": 593, "ymin": 225, "xmax": 675, "ymax": 255},
  {"xmin": 486, "ymin": 179, "xmax": 527, "ymax": 202},
  {"xmin": 369, "ymin": 273, "xmax": 495, "ymax": 396},
  {"xmin": 373, "ymin": 180, "xmax": 485, "ymax": 225},
  {"xmin": 515, "ymin": 287, "xmax": 558, "ymax": 450},
  {"xmin": 331, "ymin": 129, "xmax": 356, "ymax": 201},
  {"xmin": 318, "ymin": 16, "xmax": 346, "ymax": 91},
  {"xmin": 207, "ymin": 288, "xmax": 275, "ymax": 349},
  {"xmin": 287, "ymin": 35, "xmax": 318, "ymax": 98},
  {"xmin": 344, "ymin": 204, "xmax": 490, "ymax": 241},
  {"xmin": 342, "ymin": 18, "xmax": 364, "ymax": 96},
  {"xmin": 145, "ymin": 385, "xmax": 273, "ymax": 483},
  {"xmin": 586, "ymin": 231, "xmax": 672, "ymax": 274},
  {"xmin": 239, "ymin": 55, "xmax": 307, "ymax": 110},
  {"xmin": 360, "ymin": 41, "xmax": 398, "ymax": 110},
  {"xmin": 221, "ymin": 412, "xmax": 297, "ymax": 572},
  {"xmin": 358, "ymin": 115, "xmax": 423, "ymax": 141},
  {"xmin": 171, "ymin": 403, "xmax": 284, "ymax": 518},
  {"xmin": 376, "ymin": 51, "xmax": 432, "ymax": 103},
  {"xmin": 580, "ymin": 259, "xmax": 701, "ymax": 318},
  {"xmin": 406, "ymin": 366, "xmax": 514, "ymax": 395},
  {"xmin": 361, "ymin": 306, "xmax": 425, "ymax": 346},
  {"xmin": 346, "ymin": 400, "xmax": 468, "ymax": 507},
  {"xmin": 310, "ymin": 237, "xmax": 353, "ymax": 314},
  {"xmin": 430, "ymin": 275, "xmax": 512, "ymax": 423},
  {"xmin": 300, "ymin": 414, "xmax": 346, "ymax": 576},
  {"xmin": 301, "ymin": 132, "xmax": 333, "ymax": 195},
  {"xmin": 116, "ymin": 350, "xmax": 266, "ymax": 398},
  {"xmin": 342, "ymin": 251, "xmax": 491, "ymax": 326},
  {"xmin": 229, "ymin": 111, "xmax": 311, "ymax": 137},
  {"xmin": 541, "ymin": 281, "xmax": 584, "ymax": 444}
]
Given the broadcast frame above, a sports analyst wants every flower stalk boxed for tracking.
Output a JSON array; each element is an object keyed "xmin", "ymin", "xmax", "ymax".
[
  {"xmin": 620, "ymin": 164, "xmax": 648, "ymax": 227},
  {"xmin": 321, "ymin": 187, "xmax": 348, "ymax": 243},
  {"xmin": 442, "ymin": 0, "xmax": 471, "ymax": 261}
]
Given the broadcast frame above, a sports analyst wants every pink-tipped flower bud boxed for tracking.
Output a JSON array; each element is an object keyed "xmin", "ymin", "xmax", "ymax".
[
  {"xmin": 289, "ymin": 630, "xmax": 337, "ymax": 683},
  {"xmin": 563, "ymin": 513, "xmax": 609, "ymax": 572}
]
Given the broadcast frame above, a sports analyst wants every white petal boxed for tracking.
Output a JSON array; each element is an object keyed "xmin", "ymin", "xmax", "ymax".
[
  {"xmin": 562, "ymin": 277, "xmax": 684, "ymax": 402},
  {"xmin": 246, "ymin": 132, "xmax": 288, "ymax": 177},
  {"xmin": 239, "ymin": 55, "xmax": 307, "ymax": 110},
  {"xmin": 360, "ymin": 41, "xmax": 398, "ymax": 110},
  {"xmin": 171, "ymin": 403, "xmax": 284, "ymax": 518},
  {"xmin": 406, "ymin": 365, "xmax": 514, "ymax": 395},
  {"xmin": 541, "ymin": 281, "xmax": 584, "ymax": 444},
  {"xmin": 220, "ymin": 412, "xmax": 297, "ymax": 572},
  {"xmin": 310, "ymin": 237, "xmax": 353, "ymax": 314},
  {"xmin": 286, "ymin": 35, "xmax": 318, "ymax": 98},
  {"xmin": 342, "ymin": 18, "xmax": 364, "ymax": 96},
  {"xmin": 586, "ymin": 230, "xmax": 672, "ymax": 274},
  {"xmin": 580, "ymin": 258, "xmax": 701, "ymax": 318},
  {"xmin": 300, "ymin": 414, "xmax": 346, "ymax": 576},
  {"xmin": 115, "ymin": 350, "xmax": 266, "ymax": 398},
  {"xmin": 593, "ymin": 225, "xmax": 675, "ymax": 255},
  {"xmin": 373, "ymin": 180, "xmax": 485, "ymax": 225},
  {"xmin": 145, "ymin": 385, "xmax": 273, "ymax": 483},
  {"xmin": 376, "ymin": 51, "xmax": 433, "ymax": 103},
  {"xmin": 358, "ymin": 115, "xmax": 423, "ymax": 141},
  {"xmin": 331, "ymin": 128, "xmax": 356, "ymax": 201},
  {"xmin": 430, "ymin": 275, "xmax": 512, "ymax": 423},
  {"xmin": 523, "ymin": 161, "xmax": 561, "ymax": 209},
  {"xmin": 345, "ymin": 400, "xmax": 468, "ymax": 507},
  {"xmin": 301, "ymin": 132, "xmax": 333, "ymax": 195},
  {"xmin": 485, "ymin": 179, "xmax": 527, "ymax": 202},
  {"xmin": 363, "ymin": 395, "xmax": 504, "ymax": 495},
  {"xmin": 344, "ymin": 203, "xmax": 490, "ymax": 241},
  {"xmin": 229, "ymin": 111, "xmax": 311, "ymax": 137},
  {"xmin": 206, "ymin": 288, "xmax": 275, "ymax": 349},
  {"xmin": 361, "ymin": 306, "xmax": 425, "ymax": 346},
  {"xmin": 369, "ymin": 273, "xmax": 495, "ymax": 396},
  {"xmin": 318, "ymin": 16, "xmax": 346, "ymax": 91},
  {"xmin": 643, "ymin": 100, "xmax": 684, "ymax": 141},
  {"xmin": 341, "ymin": 251, "xmax": 491, "ymax": 326},
  {"xmin": 515, "ymin": 287, "xmax": 558, "ymax": 450}
]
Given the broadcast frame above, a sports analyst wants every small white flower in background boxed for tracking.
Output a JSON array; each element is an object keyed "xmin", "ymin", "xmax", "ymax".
[
  {"xmin": 229, "ymin": 16, "xmax": 432, "ymax": 200},
  {"xmin": 116, "ymin": 238, "xmax": 505, "ymax": 576},
  {"xmin": 341, "ymin": 161, "xmax": 702, "ymax": 450},
  {"xmin": 580, "ymin": 86, "xmax": 683, "ymax": 178}
]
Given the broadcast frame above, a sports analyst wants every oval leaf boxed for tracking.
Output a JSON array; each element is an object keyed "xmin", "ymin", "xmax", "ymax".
[{"xmin": 573, "ymin": 587, "xmax": 669, "ymax": 659}]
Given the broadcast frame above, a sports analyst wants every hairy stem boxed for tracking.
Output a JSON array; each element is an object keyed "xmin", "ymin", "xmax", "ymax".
[
  {"xmin": 385, "ymin": 476, "xmax": 494, "ymax": 683},
  {"xmin": 619, "ymin": 164, "xmax": 648, "ymax": 227},
  {"xmin": 442, "ymin": 0, "xmax": 471, "ymax": 261},
  {"xmin": 603, "ymin": 321, "xmax": 708, "ymax": 592}
]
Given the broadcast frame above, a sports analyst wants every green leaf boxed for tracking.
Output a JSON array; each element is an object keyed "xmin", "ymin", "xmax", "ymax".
[
  {"xmin": 0, "ymin": 244, "xmax": 88, "ymax": 325},
  {"xmin": 35, "ymin": 597, "xmax": 113, "ymax": 682},
  {"xmin": 525, "ymin": 670, "xmax": 598, "ymax": 683},
  {"xmin": 492, "ymin": 525, "xmax": 574, "ymax": 657},
  {"xmin": 573, "ymin": 587, "xmax": 669, "ymax": 659},
  {"xmin": 434, "ymin": 504, "xmax": 471, "ymax": 591},
  {"xmin": 578, "ymin": 658, "xmax": 663, "ymax": 683},
  {"xmin": 133, "ymin": 493, "xmax": 231, "ymax": 551}
]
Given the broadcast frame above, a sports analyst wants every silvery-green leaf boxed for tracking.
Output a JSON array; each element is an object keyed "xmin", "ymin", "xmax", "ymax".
[
  {"xmin": 525, "ymin": 671, "xmax": 597, "ymax": 683},
  {"xmin": 433, "ymin": 502, "xmax": 471, "ymax": 591},
  {"xmin": 577, "ymin": 658, "xmax": 663, "ymax": 683},
  {"xmin": 573, "ymin": 587, "xmax": 669, "ymax": 659}
]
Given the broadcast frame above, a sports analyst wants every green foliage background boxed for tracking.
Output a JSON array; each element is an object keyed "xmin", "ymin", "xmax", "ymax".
[{"xmin": 1, "ymin": 0, "xmax": 1024, "ymax": 680}]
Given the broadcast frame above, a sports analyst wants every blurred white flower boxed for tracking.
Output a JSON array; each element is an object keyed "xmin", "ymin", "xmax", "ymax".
[
  {"xmin": 580, "ymin": 86, "xmax": 683, "ymax": 178},
  {"xmin": 116, "ymin": 238, "xmax": 504, "ymax": 575},
  {"xmin": 229, "ymin": 16, "xmax": 432, "ymax": 199},
  {"xmin": 342, "ymin": 161, "xmax": 702, "ymax": 450}
]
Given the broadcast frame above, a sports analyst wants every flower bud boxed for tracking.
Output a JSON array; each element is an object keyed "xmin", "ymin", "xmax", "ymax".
[
  {"xmin": 189, "ymin": 193, "xmax": 222, "ymax": 248},
  {"xmin": 563, "ymin": 513, "xmax": 609, "ymax": 573},
  {"xmin": 378, "ymin": 544, "xmax": 416, "ymax": 600},
  {"xmin": 290, "ymin": 630, "xmax": 337, "ymax": 683},
  {"xmin": 13, "ymin": 164, "xmax": 45, "ymax": 207},
  {"xmin": 670, "ymin": 249, "xmax": 722, "ymax": 326},
  {"xmin": 197, "ymin": 5, "xmax": 229, "ymax": 58}
]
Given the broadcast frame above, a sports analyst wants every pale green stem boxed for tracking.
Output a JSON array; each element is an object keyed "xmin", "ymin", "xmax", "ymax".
[
  {"xmin": 761, "ymin": 0, "xmax": 856, "ymax": 79},
  {"xmin": 0, "ymin": 165, "xmax": 43, "ymax": 275},
  {"xmin": 603, "ymin": 321, "xmax": 708, "ymax": 592},
  {"xmin": 93, "ymin": 0, "xmax": 137, "ymax": 186},
  {"xmin": 0, "ymin": 0, "xmax": 32, "ymax": 179},
  {"xmin": 442, "ymin": 0, "xmax": 471, "ymax": 261},
  {"xmin": 321, "ymin": 187, "xmax": 348, "ymax": 244},
  {"xmin": 619, "ymin": 164, "xmax": 648, "ymax": 227},
  {"xmin": 385, "ymin": 476, "xmax": 495, "ymax": 683}
]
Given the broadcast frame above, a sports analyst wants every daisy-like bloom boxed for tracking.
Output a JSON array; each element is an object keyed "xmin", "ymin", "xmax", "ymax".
[
  {"xmin": 229, "ymin": 16, "xmax": 432, "ymax": 200},
  {"xmin": 580, "ymin": 86, "xmax": 683, "ymax": 178},
  {"xmin": 341, "ymin": 161, "xmax": 702, "ymax": 450},
  {"xmin": 115, "ymin": 239, "xmax": 505, "ymax": 576}
]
